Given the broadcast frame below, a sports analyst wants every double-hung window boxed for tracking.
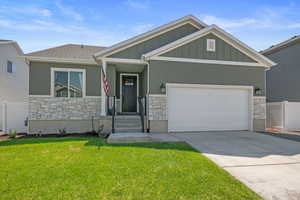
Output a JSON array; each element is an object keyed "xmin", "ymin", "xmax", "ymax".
[{"xmin": 51, "ymin": 68, "xmax": 86, "ymax": 98}]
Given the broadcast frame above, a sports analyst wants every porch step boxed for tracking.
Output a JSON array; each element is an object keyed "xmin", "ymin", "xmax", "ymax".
[
  {"xmin": 115, "ymin": 128, "xmax": 143, "ymax": 133},
  {"xmin": 114, "ymin": 115, "xmax": 143, "ymax": 133}
]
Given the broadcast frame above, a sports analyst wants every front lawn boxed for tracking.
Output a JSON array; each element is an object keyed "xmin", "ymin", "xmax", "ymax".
[{"xmin": 0, "ymin": 137, "xmax": 260, "ymax": 200}]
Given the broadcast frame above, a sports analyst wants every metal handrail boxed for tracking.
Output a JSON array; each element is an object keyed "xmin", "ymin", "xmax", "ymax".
[
  {"xmin": 112, "ymin": 96, "xmax": 116, "ymax": 133},
  {"xmin": 138, "ymin": 96, "xmax": 145, "ymax": 132}
]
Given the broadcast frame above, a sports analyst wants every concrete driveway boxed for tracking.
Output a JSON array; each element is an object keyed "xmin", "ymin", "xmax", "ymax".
[{"xmin": 171, "ymin": 131, "xmax": 300, "ymax": 200}]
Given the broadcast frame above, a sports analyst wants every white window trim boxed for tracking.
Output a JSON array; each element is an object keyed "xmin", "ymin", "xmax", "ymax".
[
  {"xmin": 50, "ymin": 68, "xmax": 86, "ymax": 98},
  {"xmin": 207, "ymin": 39, "xmax": 216, "ymax": 52}
]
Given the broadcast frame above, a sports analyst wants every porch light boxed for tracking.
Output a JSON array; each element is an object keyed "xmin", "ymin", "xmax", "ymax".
[
  {"xmin": 254, "ymin": 87, "xmax": 262, "ymax": 95},
  {"xmin": 160, "ymin": 83, "xmax": 166, "ymax": 94}
]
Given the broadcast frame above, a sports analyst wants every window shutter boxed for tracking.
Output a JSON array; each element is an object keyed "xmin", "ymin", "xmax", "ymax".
[{"xmin": 12, "ymin": 63, "xmax": 16, "ymax": 73}]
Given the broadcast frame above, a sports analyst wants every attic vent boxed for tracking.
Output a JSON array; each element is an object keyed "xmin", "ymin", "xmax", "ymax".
[{"xmin": 207, "ymin": 39, "xmax": 216, "ymax": 52}]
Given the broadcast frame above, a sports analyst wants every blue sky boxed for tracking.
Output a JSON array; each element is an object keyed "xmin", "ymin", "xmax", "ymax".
[{"xmin": 1, "ymin": 0, "xmax": 300, "ymax": 53}]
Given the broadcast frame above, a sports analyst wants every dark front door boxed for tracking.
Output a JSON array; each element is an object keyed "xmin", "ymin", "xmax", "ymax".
[{"xmin": 122, "ymin": 75, "xmax": 137, "ymax": 112}]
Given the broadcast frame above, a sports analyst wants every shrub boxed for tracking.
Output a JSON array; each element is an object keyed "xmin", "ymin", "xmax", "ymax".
[{"xmin": 8, "ymin": 129, "xmax": 17, "ymax": 138}]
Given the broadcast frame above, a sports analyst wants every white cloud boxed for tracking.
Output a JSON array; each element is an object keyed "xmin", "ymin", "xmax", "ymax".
[
  {"xmin": 125, "ymin": 0, "xmax": 149, "ymax": 9},
  {"xmin": 201, "ymin": 14, "xmax": 300, "ymax": 31},
  {"xmin": 0, "ymin": 5, "xmax": 52, "ymax": 17},
  {"xmin": 202, "ymin": 15, "xmax": 257, "ymax": 28},
  {"xmin": 0, "ymin": 17, "xmax": 130, "ymax": 52},
  {"xmin": 131, "ymin": 24, "xmax": 153, "ymax": 33},
  {"xmin": 56, "ymin": 2, "xmax": 83, "ymax": 21}
]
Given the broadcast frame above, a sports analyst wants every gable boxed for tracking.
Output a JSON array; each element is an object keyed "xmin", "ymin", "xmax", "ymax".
[
  {"xmin": 109, "ymin": 23, "xmax": 200, "ymax": 59},
  {"xmin": 143, "ymin": 25, "xmax": 275, "ymax": 67},
  {"xmin": 161, "ymin": 33, "xmax": 256, "ymax": 63}
]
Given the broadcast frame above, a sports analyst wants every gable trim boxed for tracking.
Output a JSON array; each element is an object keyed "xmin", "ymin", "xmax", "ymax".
[
  {"xmin": 261, "ymin": 35, "xmax": 300, "ymax": 55},
  {"xmin": 94, "ymin": 15, "xmax": 207, "ymax": 59},
  {"xmin": 150, "ymin": 56, "xmax": 266, "ymax": 67},
  {"xmin": 143, "ymin": 25, "xmax": 276, "ymax": 68},
  {"xmin": 102, "ymin": 58, "xmax": 147, "ymax": 65}
]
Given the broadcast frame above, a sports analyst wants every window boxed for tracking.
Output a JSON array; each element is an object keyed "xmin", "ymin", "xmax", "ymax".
[
  {"xmin": 52, "ymin": 68, "xmax": 85, "ymax": 98},
  {"xmin": 7, "ymin": 60, "xmax": 13, "ymax": 73},
  {"xmin": 207, "ymin": 39, "xmax": 216, "ymax": 52}
]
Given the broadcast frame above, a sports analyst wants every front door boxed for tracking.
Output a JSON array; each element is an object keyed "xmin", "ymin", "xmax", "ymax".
[{"xmin": 122, "ymin": 75, "xmax": 137, "ymax": 113}]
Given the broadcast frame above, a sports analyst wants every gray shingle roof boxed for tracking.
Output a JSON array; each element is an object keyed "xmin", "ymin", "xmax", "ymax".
[{"xmin": 26, "ymin": 44, "xmax": 106, "ymax": 59}]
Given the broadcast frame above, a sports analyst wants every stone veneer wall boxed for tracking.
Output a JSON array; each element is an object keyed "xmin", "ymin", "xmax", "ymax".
[
  {"xmin": 29, "ymin": 97, "xmax": 101, "ymax": 120},
  {"xmin": 148, "ymin": 95, "xmax": 266, "ymax": 121},
  {"xmin": 148, "ymin": 95, "xmax": 167, "ymax": 120}
]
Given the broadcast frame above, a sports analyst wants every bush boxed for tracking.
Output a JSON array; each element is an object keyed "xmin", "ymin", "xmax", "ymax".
[{"xmin": 8, "ymin": 130, "xmax": 17, "ymax": 138}]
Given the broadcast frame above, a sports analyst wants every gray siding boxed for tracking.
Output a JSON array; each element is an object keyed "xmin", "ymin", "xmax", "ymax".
[
  {"xmin": 162, "ymin": 33, "xmax": 256, "ymax": 62},
  {"xmin": 266, "ymin": 41, "xmax": 300, "ymax": 102},
  {"xmin": 109, "ymin": 24, "xmax": 199, "ymax": 59},
  {"xmin": 149, "ymin": 60, "xmax": 265, "ymax": 95},
  {"xmin": 29, "ymin": 62, "xmax": 101, "ymax": 96}
]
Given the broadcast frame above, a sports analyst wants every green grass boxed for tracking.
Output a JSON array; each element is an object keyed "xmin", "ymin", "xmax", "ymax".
[{"xmin": 0, "ymin": 137, "xmax": 261, "ymax": 200}]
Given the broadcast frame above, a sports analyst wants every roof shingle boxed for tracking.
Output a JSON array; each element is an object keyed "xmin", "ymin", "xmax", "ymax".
[{"xmin": 26, "ymin": 44, "xmax": 106, "ymax": 60}]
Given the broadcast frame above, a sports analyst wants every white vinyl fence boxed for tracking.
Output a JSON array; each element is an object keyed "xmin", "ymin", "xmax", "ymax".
[
  {"xmin": 1, "ymin": 102, "xmax": 28, "ymax": 135},
  {"xmin": 267, "ymin": 101, "xmax": 300, "ymax": 131}
]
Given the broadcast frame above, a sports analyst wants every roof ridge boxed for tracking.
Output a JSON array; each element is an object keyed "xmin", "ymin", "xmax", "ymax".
[
  {"xmin": 25, "ymin": 43, "xmax": 106, "ymax": 56},
  {"xmin": 25, "ymin": 44, "xmax": 71, "ymax": 55}
]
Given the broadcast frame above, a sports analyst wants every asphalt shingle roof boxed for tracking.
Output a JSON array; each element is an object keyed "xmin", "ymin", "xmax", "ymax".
[{"xmin": 26, "ymin": 44, "xmax": 106, "ymax": 60}]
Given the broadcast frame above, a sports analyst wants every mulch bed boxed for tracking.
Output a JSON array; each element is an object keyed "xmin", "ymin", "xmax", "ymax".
[
  {"xmin": 0, "ymin": 132, "xmax": 110, "ymax": 142},
  {"xmin": 0, "ymin": 134, "xmax": 27, "ymax": 141}
]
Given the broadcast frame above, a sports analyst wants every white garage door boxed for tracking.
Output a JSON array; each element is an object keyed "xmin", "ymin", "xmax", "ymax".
[{"xmin": 167, "ymin": 84, "xmax": 252, "ymax": 132}]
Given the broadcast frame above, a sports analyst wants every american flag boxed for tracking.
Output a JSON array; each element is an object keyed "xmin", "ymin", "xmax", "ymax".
[{"xmin": 101, "ymin": 67, "xmax": 109, "ymax": 96}]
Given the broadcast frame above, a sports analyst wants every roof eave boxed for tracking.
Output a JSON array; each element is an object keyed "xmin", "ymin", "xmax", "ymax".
[{"xmin": 22, "ymin": 56, "xmax": 98, "ymax": 65}]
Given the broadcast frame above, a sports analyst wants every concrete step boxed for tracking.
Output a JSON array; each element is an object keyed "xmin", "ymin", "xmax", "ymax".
[
  {"xmin": 113, "ymin": 115, "xmax": 143, "ymax": 133},
  {"xmin": 115, "ymin": 126, "xmax": 142, "ymax": 130},
  {"xmin": 115, "ymin": 128, "xmax": 143, "ymax": 133},
  {"xmin": 115, "ymin": 121, "xmax": 141, "ymax": 126},
  {"xmin": 115, "ymin": 115, "xmax": 140, "ymax": 120},
  {"xmin": 107, "ymin": 133, "xmax": 160, "ymax": 144}
]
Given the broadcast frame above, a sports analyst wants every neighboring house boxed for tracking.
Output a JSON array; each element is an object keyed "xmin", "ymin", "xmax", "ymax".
[
  {"xmin": 0, "ymin": 40, "xmax": 28, "ymax": 134},
  {"xmin": 25, "ymin": 15, "xmax": 275, "ymax": 134},
  {"xmin": 262, "ymin": 36, "xmax": 300, "ymax": 131}
]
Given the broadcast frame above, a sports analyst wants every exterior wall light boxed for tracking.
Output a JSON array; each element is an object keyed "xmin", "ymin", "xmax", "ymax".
[
  {"xmin": 254, "ymin": 87, "xmax": 262, "ymax": 95},
  {"xmin": 160, "ymin": 83, "xmax": 166, "ymax": 94}
]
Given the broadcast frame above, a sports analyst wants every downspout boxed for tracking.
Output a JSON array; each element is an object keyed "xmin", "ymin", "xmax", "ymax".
[{"xmin": 142, "ymin": 54, "xmax": 151, "ymax": 133}]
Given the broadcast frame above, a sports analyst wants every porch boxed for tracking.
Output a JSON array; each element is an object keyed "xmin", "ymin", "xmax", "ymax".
[
  {"xmin": 100, "ymin": 58, "xmax": 149, "ymax": 133},
  {"xmin": 101, "ymin": 58, "xmax": 148, "ymax": 115}
]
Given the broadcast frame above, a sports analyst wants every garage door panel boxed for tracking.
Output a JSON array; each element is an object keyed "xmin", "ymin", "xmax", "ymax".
[{"xmin": 168, "ymin": 85, "xmax": 250, "ymax": 132}]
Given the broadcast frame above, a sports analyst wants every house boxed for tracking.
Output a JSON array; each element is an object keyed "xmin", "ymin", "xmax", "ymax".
[
  {"xmin": 0, "ymin": 40, "xmax": 28, "ymax": 134},
  {"xmin": 25, "ymin": 15, "xmax": 275, "ymax": 134},
  {"xmin": 262, "ymin": 36, "xmax": 300, "ymax": 131}
]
